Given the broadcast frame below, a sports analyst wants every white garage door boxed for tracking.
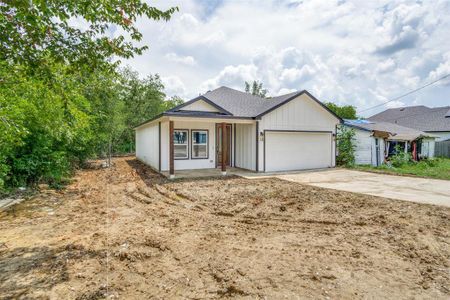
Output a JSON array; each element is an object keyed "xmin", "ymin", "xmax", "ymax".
[{"xmin": 265, "ymin": 131, "xmax": 332, "ymax": 172}]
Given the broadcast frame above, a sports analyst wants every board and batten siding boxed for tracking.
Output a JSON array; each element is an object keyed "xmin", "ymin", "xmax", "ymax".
[
  {"xmin": 135, "ymin": 122, "xmax": 159, "ymax": 170},
  {"xmin": 179, "ymin": 99, "xmax": 220, "ymax": 112},
  {"xmin": 258, "ymin": 93, "xmax": 340, "ymax": 171},
  {"xmin": 235, "ymin": 123, "xmax": 256, "ymax": 171}
]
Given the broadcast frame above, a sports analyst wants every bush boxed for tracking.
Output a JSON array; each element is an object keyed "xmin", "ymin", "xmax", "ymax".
[
  {"xmin": 336, "ymin": 126, "xmax": 356, "ymax": 167},
  {"xmin": 389, "ymin": 145, "xmax": 411, "ymax": 167}
]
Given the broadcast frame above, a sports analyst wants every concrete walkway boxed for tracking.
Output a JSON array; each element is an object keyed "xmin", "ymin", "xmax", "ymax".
[{"xmin": 245, "ymin": 169, "xmax": 450, "ymax": 207}]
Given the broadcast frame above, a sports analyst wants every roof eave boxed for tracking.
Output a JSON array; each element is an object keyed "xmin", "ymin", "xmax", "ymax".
[{"xmin": 167, "ymin": 95, "xmax": 233, "ymax": 116}]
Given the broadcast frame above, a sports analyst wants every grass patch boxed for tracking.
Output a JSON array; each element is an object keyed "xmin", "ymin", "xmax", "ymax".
[{"xmin": 353, "ymin": 158, "xmax": 450, "ymax": 180}]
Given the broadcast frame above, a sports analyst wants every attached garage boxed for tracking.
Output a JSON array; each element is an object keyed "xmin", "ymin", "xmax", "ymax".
[
  {"xmin": 264, "ymin": 131, "xmax": 333, "ymax": 172},
  {"xmin": 136, "ymin": 86, "xmax": 342, "ymax": 178}
]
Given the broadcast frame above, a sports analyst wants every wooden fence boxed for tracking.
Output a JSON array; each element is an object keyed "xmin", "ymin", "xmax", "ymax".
[{"xmin": 435, "ymin": 141, "xmax": 450, "ymax": 158}]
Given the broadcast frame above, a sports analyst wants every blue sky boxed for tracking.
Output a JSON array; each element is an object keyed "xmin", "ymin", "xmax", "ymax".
[{"xmin": 122, "ymin": 0, "xmax": 450, "ymax": 117}]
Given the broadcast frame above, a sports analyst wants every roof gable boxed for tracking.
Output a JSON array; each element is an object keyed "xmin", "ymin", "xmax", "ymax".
[
  {"xmin": 179, "ymin": 99, "xmax": 221, "ymax": 113},
  {"xmin": 161, "ymin": 86, "xmax": 341, "ymax": 122},
  {"xmin": 167, "ymin": 95, "xmax": 232, "ymax": 115}
]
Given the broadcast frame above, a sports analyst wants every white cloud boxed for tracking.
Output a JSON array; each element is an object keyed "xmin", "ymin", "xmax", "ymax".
[
  {"xmin": 161, "ymin": 76, "xmax": 187, "ymax": 97},
  {"xmin": 386, "ymin": 101, "xmax": 406, "ymax": 108},
  {"xmin": 201, "ymin": 64, "xmax": 258, "ymax": 92},
  {"xmin": 165, "ymin": 52, "xmax": 196, "ymax": 65},
  {"xmin": 121, "ymin": 0, "xmax": 450, "ymax": 115},
  {"xmin": 427, "ymin": 52, "xmax": 450, "ymax": 86}
]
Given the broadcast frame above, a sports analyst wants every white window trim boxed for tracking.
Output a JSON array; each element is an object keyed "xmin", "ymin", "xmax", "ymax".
[
  {"xmin": 191, "ymin": 130, "xmax": 208, "ymax": 159},
  {"xmin": 174, "ymin": 129, "xmax": 189, "ymax": 160}
]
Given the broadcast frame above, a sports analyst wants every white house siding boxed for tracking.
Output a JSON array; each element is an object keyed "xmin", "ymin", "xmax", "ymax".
[
  {"xmin": 350, "ymin": 129, "xmax": 385, "ymax": 166},
  {"xmin": 258, "ymin": 93, "xmax": 340, "ymax": 172},
  {"xmin": 428, "ymin": 132, "xmax": 450, "ymax": 142},
  {"xmin": 160, "ymin": 120, "xmax": 217, "ymax": 171},
  {"xmin": 353, "ymin": 129, "xmax": 373, "ymax": 165},
  {"xmin": 235, "ymin": 123, "xmax": 256, "ymax": 171},
  {"xmin": 421, "ymin": 138, "xmax": 435, "ymax": 158},
  {"xmin": 180, "ymin": 100, "xmax": 220, "ymax": 112},
  {"xmin": 376, "ymin": 138, "xmax": 385, "ymax": 166},
  {"xmin": 135, "ymin": 123, "xmax": 159, "ymax": 170}
]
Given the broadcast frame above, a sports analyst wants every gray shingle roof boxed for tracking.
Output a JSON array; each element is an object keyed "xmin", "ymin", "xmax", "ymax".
[
  {"xmin": 344, "ymin": 119, "xmax": 435, "ymax": 141},
  {"xmin": 135, "ymin": 86, "xmax": 341, "ymax": 129},
  {"xmin": 201, "ymin": 86, "xmax": 300, "ymax": 117},
  {"xmin": 169, "ymin": 86, "xmax": 341, "ymax": 120},
  {"xmin": 368, "ymin": 105, "xmax": 450, "ymax": 132}
]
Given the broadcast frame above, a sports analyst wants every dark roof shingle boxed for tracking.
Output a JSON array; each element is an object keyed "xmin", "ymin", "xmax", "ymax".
[{"xmin": 368, "ymin": 105, "xmax": 450, "ymax": 132}]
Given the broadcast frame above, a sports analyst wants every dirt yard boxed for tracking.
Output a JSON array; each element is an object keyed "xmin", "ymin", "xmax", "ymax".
[{"xmin": 1, "ymin": 157, "xmax": 449, "ymax": 299}]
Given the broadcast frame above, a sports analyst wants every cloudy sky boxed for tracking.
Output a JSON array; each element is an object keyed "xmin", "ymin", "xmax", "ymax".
[{"xmin": 121, "ymin": 0, "xmax": 450, "ymax": 117}]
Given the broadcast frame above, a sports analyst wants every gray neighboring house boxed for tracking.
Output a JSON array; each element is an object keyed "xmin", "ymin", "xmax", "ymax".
[
  {"xmin": 368, "ymin": 106, "xmax": 450, "ymax": 142},
  {"xmin": 344, "ymin": 119, "xmax": 436, "ymax": 166}
]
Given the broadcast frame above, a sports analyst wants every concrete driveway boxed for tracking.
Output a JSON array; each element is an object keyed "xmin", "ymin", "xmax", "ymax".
[{"xmin": 257, "ymin": 169, "xmax": 450, "ymax": 207}]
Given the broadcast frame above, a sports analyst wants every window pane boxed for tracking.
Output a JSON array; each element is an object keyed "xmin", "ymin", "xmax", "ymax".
[
  {"xmin": 174, "ymin": 145, "xmax": 188, "ymax": 158},
  {"xmin": 174, "ymin": 131, "xmax": 187, "ymax": 144},
  {"xmin": 192, "ymin": 131, "xmax": 207, "ymax": 144},
  {"xmin": 192, "ymin": 145, "xmax": 207, "ymax": 158}
]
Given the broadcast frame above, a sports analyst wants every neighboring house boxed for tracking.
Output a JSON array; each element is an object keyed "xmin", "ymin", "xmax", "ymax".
[
  {"xmin": 135, "ymin": 86, "xmax": 342, "ymax": 178},
  {"xmin": 368, "ymin": 105, "xmax": 450, "ymax": 142},
  {"xmin": 344, "ymin": 119, "xmax": 436, "ymax": 166}
]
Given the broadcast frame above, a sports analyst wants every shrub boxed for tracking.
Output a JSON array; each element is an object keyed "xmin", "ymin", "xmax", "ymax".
[
  {"xmin": 336, "ymin": 126, "xmax": 356, "ymax": 167},
  {"xmin": 389, "ymin": 145, "xmax": 411, "ymax": 167}
]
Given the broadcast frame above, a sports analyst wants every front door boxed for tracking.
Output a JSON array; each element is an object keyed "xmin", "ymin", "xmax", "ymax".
[{"xmin": 216, "ymin": 124, "xmax": 232, "ymax": 167}]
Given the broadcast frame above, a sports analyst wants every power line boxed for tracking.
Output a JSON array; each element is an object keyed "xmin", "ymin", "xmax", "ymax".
[{"xmin": 358, "ymin": 73, "xmax": 450, "ymax": 113}]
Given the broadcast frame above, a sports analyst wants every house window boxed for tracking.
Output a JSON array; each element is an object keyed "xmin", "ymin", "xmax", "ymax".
[
  {"xmin": 192, "ymin": 130, "xmax": 208, "ymax": 159},
  {"xmin": 174, "ymin": 130, "xmax": 188, "ymax": 159}
]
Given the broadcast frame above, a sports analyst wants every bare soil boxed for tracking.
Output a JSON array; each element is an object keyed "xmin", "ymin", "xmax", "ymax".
[{"xmin": 1, "ymin": 157, "xmax": 449, "ymax": 299}]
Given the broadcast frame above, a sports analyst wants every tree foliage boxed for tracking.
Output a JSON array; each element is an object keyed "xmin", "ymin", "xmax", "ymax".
[
  {"xmin": 0, "ymin": 1, "xmax": 180, "ymax": 191},
  {"xmin": 324, "ymin": 102, "xmax": 357, "ymax": 119},
  {"xmin": 336, "ymin": 125, "xmax": 356, "ymax": 167},
  {"xmin": 244, "ymin": 80, "xmax": 268, "ymax": 98},
  {"xmin": 0, "ymin": 1, "xmax": 177, "ymax": 68},
  {"xmin": 0, "ymin": 62, "xmax": 180, "ymax": 190}
]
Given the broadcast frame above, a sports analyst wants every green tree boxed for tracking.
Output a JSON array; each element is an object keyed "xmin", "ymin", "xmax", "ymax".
[
  {"xmin": 115, "ymin": 68, "xmax": 166, "ymax": 153},
  {"xmin": 336, "ymin": 125, "xmax": 356, "ymax": 167},
  {"xmin": 0, "ymin": 62, "xmax": 93, "ymax": 188},
  {"xmin": 0, "ymin": 1, "xmax": 179, "ymax": 192},
  {"xmin": 325, "ymin": 102, "xmax": 357, "ymax": 119},
  {"xmin": 0, "ymin": 1, "xmax": 177, "ymax": 68},
  {"xmin": 163, "ymin": 96, "xmax": 184, "ymax": 111},
  {"xmin": 82, "ymin": 68, "xmax": 125, "ymax": 163},
  {"xmin": 245, "ymin": 80, "xmax": 268, "ymax": 98}
]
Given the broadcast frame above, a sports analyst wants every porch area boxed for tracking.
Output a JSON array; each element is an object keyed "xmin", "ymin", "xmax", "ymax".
[
  {"xmin": 161, "ymin": 167, "xmax": 255, "ymax": 179},
  {"xmin": 163, "ymin": 116, "xmax": 257, "ymax": 179}
]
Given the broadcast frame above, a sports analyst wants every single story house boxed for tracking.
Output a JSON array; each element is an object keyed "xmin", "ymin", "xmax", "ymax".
[
  {"xmin": 135, "ymin": 86, "xmax": 342, "ymax": 178},
  {"xmin": 368, "ymin": 105, "xmax": 450, "ymax": 142},
  {"xmin": 344, "ymin": 119, "xmax": 436, "ymax": 166}
]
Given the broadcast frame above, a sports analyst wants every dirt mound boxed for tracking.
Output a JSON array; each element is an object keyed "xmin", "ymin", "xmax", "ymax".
[{"xmin": 1, "ymin": 157, "xmax": 449, "ymax": 299}]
